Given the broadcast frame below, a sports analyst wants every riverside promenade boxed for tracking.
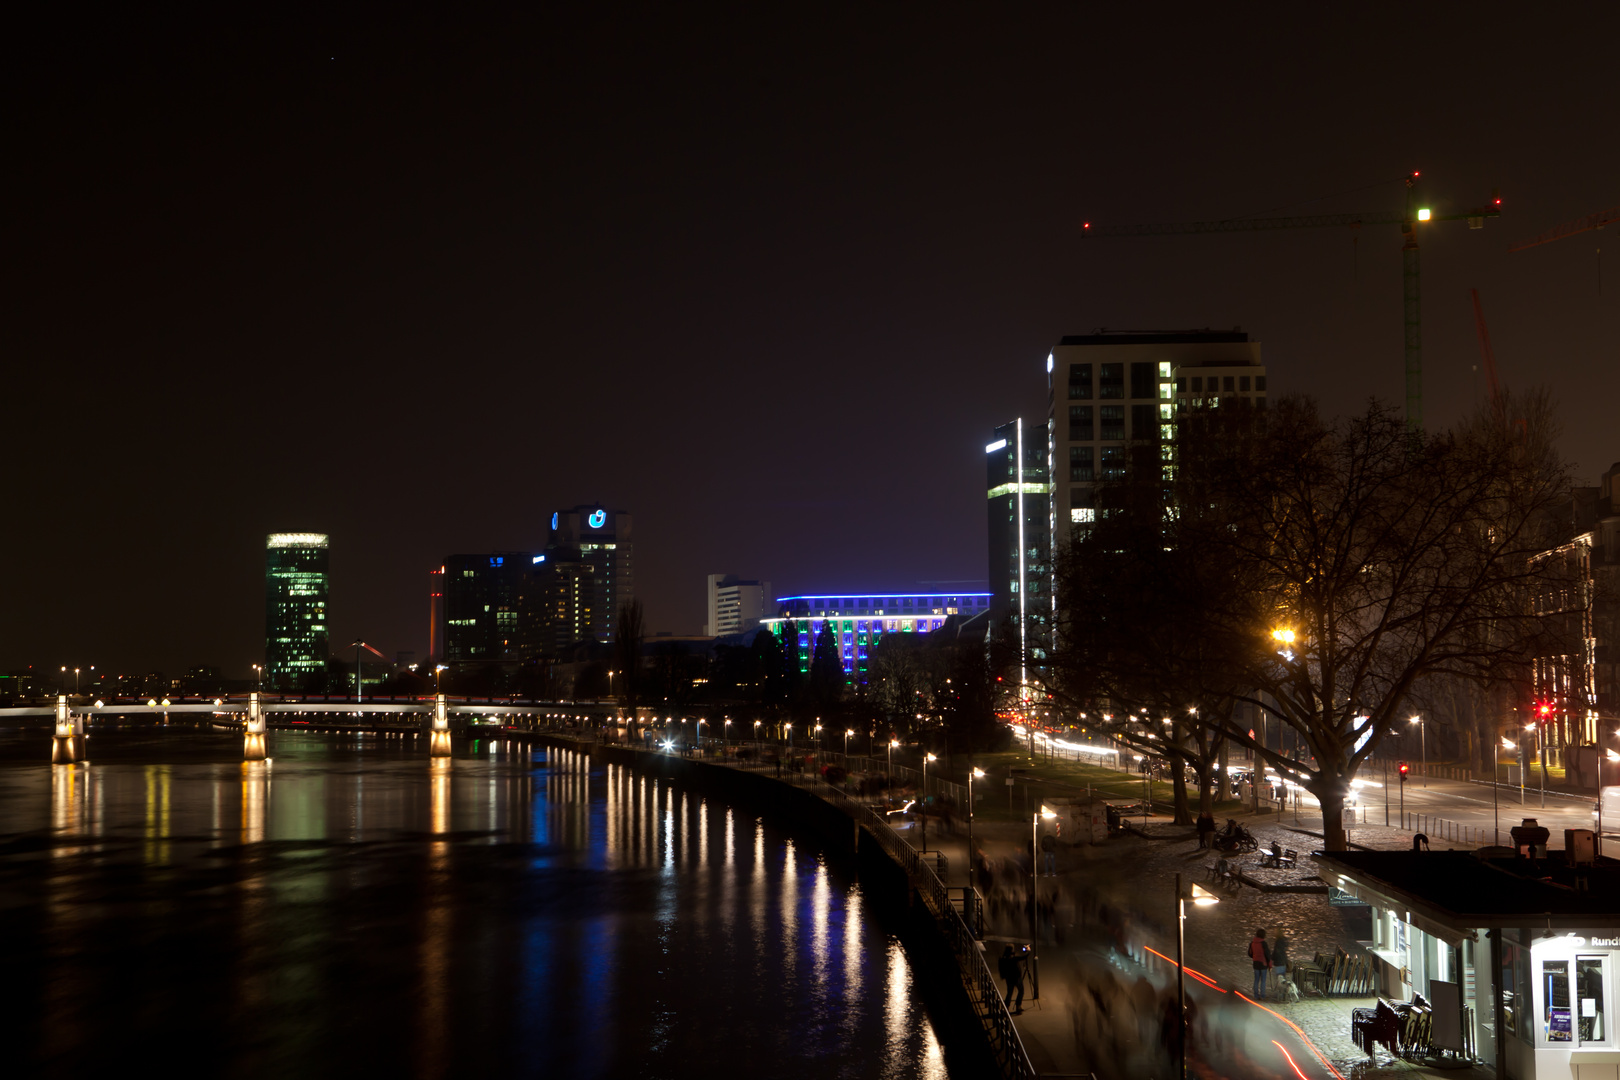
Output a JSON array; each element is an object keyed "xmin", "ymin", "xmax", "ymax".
[{"xmin": 527, "ymin": 727, "xmax": 1501, "ymax": 1080}]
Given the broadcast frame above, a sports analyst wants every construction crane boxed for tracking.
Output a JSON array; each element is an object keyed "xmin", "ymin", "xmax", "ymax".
[
  {"xmin": 1082, "ymin": 173, "xmax": 1502, "ymax": 431},
  {"xmin": 1509, "ymin": 205, "xmax": 1619, "ymax": 293},
  {"xmin": 1469, "ymin": 288, "xmax": 1527, "ymax": 445},
  {"xmin": 1470, "ymin": 288, "xmax": 1506, "ymax": 425}
]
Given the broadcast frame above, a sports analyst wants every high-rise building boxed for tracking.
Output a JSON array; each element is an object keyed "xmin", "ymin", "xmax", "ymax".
[
  {"xmin": 706, "ymin": 575, "xmax": 772, "ymax": 637},
  {"xmin": 532, "ymin": 505, "xmax": 634, "ymax": 651},
  {"xmin": 427, "ymin": 565, "xmax": 444, "ymax": 662},
  {"xmin": 1047, "ymin": 330, "xmax": 1265, "ymax": 553},
  {"xmin": 986, "ymin": 418, "xmax": 1052, "ymax": 688},
  {"xmin": 265, "ymin": 533, "xmax": 330, "ymax": 690},
  {"xmin": 442, "ymin": 553, "xmax": 529, "ymax": 663}
]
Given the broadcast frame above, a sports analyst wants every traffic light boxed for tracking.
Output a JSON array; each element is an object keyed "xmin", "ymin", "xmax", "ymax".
[
  {"xmin": 1538, "ymin": 701, "xmax": 1553, "ymax": 719},
  {"xmin": 1399, "ymin": 761, "xmax": 1409, "ymax": 782}
]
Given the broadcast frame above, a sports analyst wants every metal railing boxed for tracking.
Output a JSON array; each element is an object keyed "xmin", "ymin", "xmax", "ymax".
[{"xmin": 816, "ymin": 783, "xmax": 1034, "ymax": 1080}]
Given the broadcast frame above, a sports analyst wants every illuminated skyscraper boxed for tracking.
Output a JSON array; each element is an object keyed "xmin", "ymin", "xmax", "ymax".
[
  {"xmin": 265, "ymin": 533, "xmax": 330, "ymax": 690},
  {"xmin": 986, "ymin": 418, "xmax": 1052, "ymax": 686},
  {"xmin": 534, "ymin": 505, "xmax": 633, "ymax": 649}
]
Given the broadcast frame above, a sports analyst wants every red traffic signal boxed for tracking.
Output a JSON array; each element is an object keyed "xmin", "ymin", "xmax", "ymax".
[
  {"xmin": 1398, "ymin": 761, "xmax": 1409, "ymax": 780},
  {"xmin": 1538, "ymin": 701, "xmax": 1553, "ymax": 718}
]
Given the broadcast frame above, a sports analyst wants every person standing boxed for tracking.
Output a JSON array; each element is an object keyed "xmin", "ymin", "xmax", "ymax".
[
  {"xmin": 1249, "ymin": 928, "xmax": 1273, "ymax": 999},
  {"xmin": 1196, "ymin": 812, "xmax": 1216, "ymax": 848},
  {"xmin": 1000, "ymin": 945, "xmax": 1026, "ymax": 1013},
  {"xmin": 1271, "ymin": 931, "xmax": 1291, "ymax": 998}
]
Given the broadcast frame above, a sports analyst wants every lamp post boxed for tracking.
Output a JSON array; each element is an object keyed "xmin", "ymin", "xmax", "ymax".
[
  {"xmin": 1496, "ymin": 738, "xmax": 1515, "ymax": 845},
  {"xmin": 724, "ymin": 718, "xmax": 732, "ymax": 755},
  {"xmin": 696, "ymin": 717, "xmax": 705, "ymax": 756},
  {"xmin": 253, "ymin": 664, "xmax": 263, "ymax": 692},
  {"xmin": 785, "ymin": 722, "xmax": 792, "ymax": 761},
  {"xmin": 1030, "ymin": 807, "xmax": 1056, "ymax": 1000},
  {"xmin": 1601, "ymin": 748, "xmax": 1620, "ymax": 858},
  {"xmin": 968, "ymin": 767, "xmax": 985, "ymax": 887},
  {"xmin": 1409, "ymin": 715, "xmax": 1425, "ymax": 787},
  {"xmin": 921, "ymin": 753, "xmax": 937, "ymax": 852},
  {"xmin": 753, "ymin": 719, "xmax": 762, "ymax": 752},
  {"xmin": 1526, "ymin": 721, "xmax": 1545, "ymax": 809},
  {"xmin": 1175, "ymin": 875, "xmax": 1221, "ymax": 1079},
  {"xmin": 888, "ymin": 738, "xmax": 898, "ymax": 790},
  {"xmin": 845, "ymin": 728, "xmax": 853, "ymax": 759}
]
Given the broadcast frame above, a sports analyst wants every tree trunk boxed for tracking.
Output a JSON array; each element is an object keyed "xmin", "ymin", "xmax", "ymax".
[
  {"xmin": 1315, "ymin": 776, "xmax": 1352, "ymax": 851},
  {"xmin": 1171, "ymin": 761, "xmax": 1192, "ymax": 825},
  {"xmin": 1197, "ymin": 761, "xmax": 1214, "ymax": 816}
]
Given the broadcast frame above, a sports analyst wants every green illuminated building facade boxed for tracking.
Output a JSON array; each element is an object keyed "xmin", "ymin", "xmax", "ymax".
[{"xmin": 265, "ymin": 533, "xmax": 330, "ymax": 690}]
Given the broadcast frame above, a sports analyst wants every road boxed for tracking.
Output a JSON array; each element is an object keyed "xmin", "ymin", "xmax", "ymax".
[{"xmin": 1348, "ymin": 772, "xmax": 1598, "ymax": 846}]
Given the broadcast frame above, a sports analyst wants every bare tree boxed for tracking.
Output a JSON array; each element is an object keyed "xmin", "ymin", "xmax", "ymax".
[{"xmin": 1184, "ymin": 397, "xmax": 1571, "ymax": 849}]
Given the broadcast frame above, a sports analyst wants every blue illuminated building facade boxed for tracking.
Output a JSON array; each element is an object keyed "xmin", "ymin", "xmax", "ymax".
[{"xmin": 760, "ymin": 593, "xmax": 992, "ymax": 681}]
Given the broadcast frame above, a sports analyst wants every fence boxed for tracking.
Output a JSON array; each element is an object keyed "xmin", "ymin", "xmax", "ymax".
[
  {"xmin": 1400, "ymin": 812, "xmax": 1493, "ymax": 846},
  {"xmin": 815, "ymin": 782, "xmax": 1035, "ymax": 1080}
]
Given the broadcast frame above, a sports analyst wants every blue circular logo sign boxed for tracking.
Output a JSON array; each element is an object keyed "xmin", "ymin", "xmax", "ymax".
[
  {"xmin": 551, "ymin": 512, "xmax": 559, "ymax": 530},
  {"xmin": 588, "ymin": 510, "xmax": 606, "ymax": 528}
]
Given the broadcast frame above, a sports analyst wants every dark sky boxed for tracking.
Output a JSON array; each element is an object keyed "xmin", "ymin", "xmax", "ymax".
[{"xmin": 7, "ymin": 5, "xmax": 1617, "ymax": 677}]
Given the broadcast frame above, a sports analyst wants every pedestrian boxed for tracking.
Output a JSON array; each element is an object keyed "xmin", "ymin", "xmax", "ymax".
[
  {"xmin": 1271, "ymin": 930, "xmax": 1291, "ymax": 997},
  {"xmin": 1249, "ymin": 927, "xmax": 1273, "ymax": 999},
  {"xmin": 1196, "ymin": 811, "xmax": 1216, "ymax": 848},
  {"xmin": 999, "ymin": 945, "xmax": 1026, "ymax": 1013},
  {"xmin": 1040, "ymin": 829, "xmax": 1057, "ymax": 876}
]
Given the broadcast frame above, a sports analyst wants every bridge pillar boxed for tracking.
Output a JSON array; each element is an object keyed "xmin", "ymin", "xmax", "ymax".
[
  {"xmin": 51, "ymin": 695, "xmax": 85, "ymax": 764},
  {"xmin": 244, "ymin": 691, "xmax": 267, "ymax": 761},
  {"xmin": 429, "ymin": 694, "xmax": 452, "ymax": 757}
]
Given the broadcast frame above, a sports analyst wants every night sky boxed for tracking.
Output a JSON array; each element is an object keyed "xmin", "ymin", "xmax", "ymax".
[{"xmin": 7, "ymin": 6, "xmax": 1617, "ymax": 676}]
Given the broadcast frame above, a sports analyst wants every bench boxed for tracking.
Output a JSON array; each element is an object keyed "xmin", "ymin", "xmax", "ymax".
[{"xmin": 1260, "ymin": 847, "xmax": 1299, "ymax": 869}]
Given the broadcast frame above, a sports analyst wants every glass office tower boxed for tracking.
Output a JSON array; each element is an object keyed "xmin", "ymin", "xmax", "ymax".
[{"xmin": 265, "ymin": 533, "xmax": 330, "ymax": 690}]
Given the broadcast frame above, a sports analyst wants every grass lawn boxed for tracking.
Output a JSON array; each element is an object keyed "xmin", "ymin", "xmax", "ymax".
[{"xmin": 931, "ymin": 749, "xmax": 1248, "ymax": 824}]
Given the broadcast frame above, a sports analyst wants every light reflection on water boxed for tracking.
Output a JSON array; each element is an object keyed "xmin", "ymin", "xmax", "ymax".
[{"xmin": 0, "ymin": 730, "xmax": 952, "ymax": 1079}]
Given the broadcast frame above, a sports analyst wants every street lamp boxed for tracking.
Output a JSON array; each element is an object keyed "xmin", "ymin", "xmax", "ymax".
[
  {"xmin": 888, "ymin": 738, "xmax": 898, "ymax": 789},
  {"xmin": 1496, "ymin": 737, "xmax": 1516, "ymax": 845},
  {"xmin": 785, "ymin": 722, "xmax": 792, "ymax": 759},
  {"xmin": 921, "ymin": 753, "xmax": 937, "ymax": 852},
  {"xmin": 1030, "ymin": 807, "xmax": 1057, "ymax": 1000},
  {"xmin": 724, "ymin": 718, "xmax": 732, "ymax": 754},
  {"xmin": 753, "ymin": 719, "xmax": 762, "ymax": 750},
  {"xmin": 1601, "ymin": 748, "xmax": 1620, "ymax": 857},
  {"xmin": 253, "ymin": 664, "xmax": 263, "ymax": 692},
  {"xmin": 1525, "ymin": 721, "xmax": 1545, "ymax": 808},
  {"xmin": 845, "ymin": 728, "xmax": 853, "ymax": 757},
  {"xmin": 696, "ymin": 717, "xmax": 705, "ymax": 756},
  {"xmin": 1409, "ymin": 715, "xmax": 1425, "ymax": 788},
  {"xmin": 1175, "ymin": 876, "xmax": 1221, "ymax": 1079},
  {"xmin": 968, "ymin": 767, "xmax": 985, "ymax": 886}
]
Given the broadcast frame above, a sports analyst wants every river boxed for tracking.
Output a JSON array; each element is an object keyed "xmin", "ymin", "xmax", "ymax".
[{"xmin": 0, "ymin": 728, "xmax": 958, "ymax": 1078}]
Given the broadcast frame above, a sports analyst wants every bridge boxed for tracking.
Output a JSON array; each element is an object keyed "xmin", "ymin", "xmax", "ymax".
[{"xmin": 0, "ymin": 693, "xmax": 677, "ymax": 763}]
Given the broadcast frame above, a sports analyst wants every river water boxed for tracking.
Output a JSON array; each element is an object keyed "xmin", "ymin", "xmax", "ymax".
[{"xmin": 0, "ymin": 728, "xmax": 955, "ymax": 1078}]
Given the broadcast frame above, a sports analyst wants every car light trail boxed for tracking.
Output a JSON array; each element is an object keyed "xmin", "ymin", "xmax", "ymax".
[{"xmin": 1238, "ymin": 992, "xmax": 1344, "ymax": 1079}]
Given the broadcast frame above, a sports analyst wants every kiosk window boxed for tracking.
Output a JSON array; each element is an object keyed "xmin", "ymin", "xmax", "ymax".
[
  {"xmin": 1579, "ymin": 956, "xmax": 1607, "ymax": 1044},
  {"xmin": 1545, "ymin": 960, "xmax": 1572, "ymax": 1042}
]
